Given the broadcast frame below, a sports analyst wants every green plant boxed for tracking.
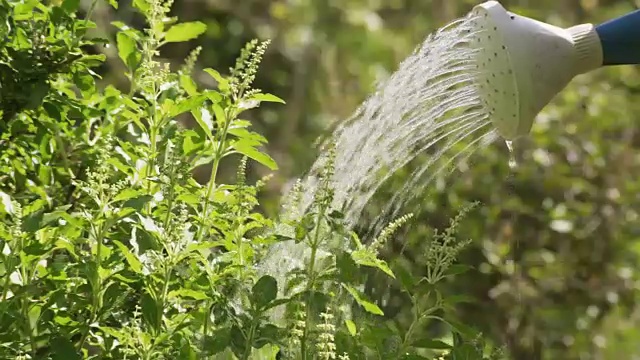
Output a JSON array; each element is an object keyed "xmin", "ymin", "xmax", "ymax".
[{"xmin": 0, "ymin": 0, "xmax": 504, "ymax": 359}]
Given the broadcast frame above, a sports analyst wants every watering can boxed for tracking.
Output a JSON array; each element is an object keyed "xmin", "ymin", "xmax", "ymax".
[{"xmin": 472, "ymin": 1, "xmax": 640, "ymax": 140}]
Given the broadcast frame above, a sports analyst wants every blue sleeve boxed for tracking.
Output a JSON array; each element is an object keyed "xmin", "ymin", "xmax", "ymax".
[{"xmin": 595, "ymin": 9, "xmax": 640, "ymax": 66}]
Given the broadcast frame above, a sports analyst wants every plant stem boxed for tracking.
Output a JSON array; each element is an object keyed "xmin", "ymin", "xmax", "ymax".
[
  {"xmin": 78, "ymin": 221, "xmax": 107, "ymax": 352},
  {"xmin": 197, "ymin": 107, "xmax": 233, "ymax": 242},
  {"xmin": 401, "ymin": 306, "xmax": 421, "ymax": 352},
  {"xmin": 300, "ymin": 203, "xmax": 328, "ymax": 359},
  {"xmin": 242, "ymin": 320, "xmax": 257, "ymax": 360},
  {"xmin": 19, "ymin": 246, "xmax": 36, "ymax": 358},
  {"xmin": 400, "ymin": 292, "xmax": 439, "ymax": 354},
  {"xmin": 147, "ymin": 117, "xmax": 158, "ymax": 202},
  {"xmin": 21, "ymin": 296, "xmax": 36, "ymax": 359},
  {"xmin": 202, "ymin": 300, "xmax": 213, "ymax": 352}
]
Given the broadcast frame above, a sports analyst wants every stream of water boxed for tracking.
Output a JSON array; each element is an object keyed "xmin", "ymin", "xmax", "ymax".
[
  {"xmin": 295, "ymin": 12, "xmax": 498, "ymax": 234},
  {"xmin": 260, "ymin": 11, "xmax": 502, "ymax": 305}
]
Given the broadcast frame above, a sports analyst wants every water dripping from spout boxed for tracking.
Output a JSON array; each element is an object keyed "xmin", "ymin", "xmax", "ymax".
[{"xmin": 505, "ymin": 140, "xmax": 517, "ymax": 169}]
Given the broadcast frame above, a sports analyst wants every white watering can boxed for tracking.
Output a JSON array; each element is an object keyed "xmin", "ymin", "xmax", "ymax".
[{"xmin": 472, "ymin": 1, "xmax": 640, "ymax": 140}]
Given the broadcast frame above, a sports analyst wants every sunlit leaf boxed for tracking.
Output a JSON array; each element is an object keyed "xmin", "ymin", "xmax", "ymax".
[
  {"xmin": 0, "ymin": 190, "xmax": 14, "ymax": 215},
  {"xmin": 351, "ymin": 249, "xmax": 395, "ymax": 278},
  {"xmin": 168, "ymin": 289, "xmax": 209, "ymax": 301},
  {"xmin": 231, "ymin": 140, "xmax": 278, "ymax": 170},
  {"xmin": 168, "ymin": 94, "xmax": 207, "ymax": 118},
  {"xmin": 113, "ymin": 240, "xmax": 143, "ymax": 274},
  {"xmin": 164, "ymin": 22, "xmax": 207, "ymax": 43},
  {"xmin": 212, "ymin": 103, "xmax": 226, "ymax": 126},
  {"xmin": 204, "ymin": 68, "xmax": 229, "ymax": 91},
  {"xmin": 248, "ymin": 93, "xmax": 286, "ymax": 104},
  {"xmin": 116, "ymin": 32, "xmax": 138, "ymax": 69},
  {"xmin": 191, "ymin": 107, "xmax": 214, "ymax": 141},
  {"xmin": 113, "ymin": 188, "xmax": 144, "ymax": 203},
  {"xmin": 342, "ymin": 284, "xmax": 384, "ymax": 316},
  {"xmin": 345, "ymin": 319, "xmax": 357, "ymax": 336}
]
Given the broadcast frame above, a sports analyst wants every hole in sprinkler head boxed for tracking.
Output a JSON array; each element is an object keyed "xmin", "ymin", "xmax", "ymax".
[{"xmin": 510, "ymin": 15, "xmax": 515, "ymax": 19}]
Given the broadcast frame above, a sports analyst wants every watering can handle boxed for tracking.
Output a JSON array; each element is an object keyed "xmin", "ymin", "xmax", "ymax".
[{"xmin": 595, "ymin": 9, "xmax": 640, "ymax": 66}]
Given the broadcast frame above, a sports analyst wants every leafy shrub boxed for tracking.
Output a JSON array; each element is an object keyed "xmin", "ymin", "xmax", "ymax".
[{"xmin": 0, "ymin": 0, "xmax": 503, "ymax": 359}]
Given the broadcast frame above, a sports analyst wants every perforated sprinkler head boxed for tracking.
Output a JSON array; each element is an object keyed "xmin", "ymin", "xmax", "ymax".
[{"xmin": 470, "ymin": 1, "xmax": 607, "ymax": 140}]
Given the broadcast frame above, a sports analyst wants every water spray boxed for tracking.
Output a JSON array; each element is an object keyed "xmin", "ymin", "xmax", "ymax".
[{"xmin": 473, "ymin": 1, "xmax": 640, "ymax": 140}]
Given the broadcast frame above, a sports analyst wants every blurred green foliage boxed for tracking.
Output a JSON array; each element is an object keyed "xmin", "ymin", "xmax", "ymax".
[{"xmin": 8, "ymin": 0, "xmax": 640, "ymax": 358}]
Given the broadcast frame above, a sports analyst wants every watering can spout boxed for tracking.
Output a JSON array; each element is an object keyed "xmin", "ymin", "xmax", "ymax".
[{"xmin": 472, "ymin": 1, "xmax": 640, "ymax": 140}]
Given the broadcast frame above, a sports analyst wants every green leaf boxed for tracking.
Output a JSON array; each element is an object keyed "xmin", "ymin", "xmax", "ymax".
[
  {"xmin": 191, "ymin": 108, "xmax": 214, "ymax": 141},
  {"xmin": 445, "ymin": 264, "xmax": 473, "ymax": 277},
  {"xmin": 122, "ymin": 195, "xmax": 154, "ymax": 212},
  {"xmin": 41, "ymin": 205, "xmax": 73, "ymax": 226},
  {"xmin": 444, "ymin": 294, "xmax": 475, "ymax": 305},
  {"xmin": 117, "ymin": 32, "xmax": 138, "ymax": 69},
  {"xmin": 51, "ymin": 336, "xmax": 81, "ymax": 360},
  {"xmin": 263, "ymin": 297, "xmax": 292, "ymax": 311},
  {"xmin": 204, "ymin": 68, "xmax": 229, "ymax": 91},
  {"xmin": 61, "ymin": 0, "xmax": 80, "ymax": 12},
  {"xmin": 251, "ymin": 275, "xmax": 278, "ymax": 310},
  {"xmin": 450, "ymin": 343, "xmax": 482, "ymax": 360},
  {"xmin": 231, "ymin": 140, "xmax": 278, "ymax": 170},
  {"xmin": 394, "ymin": 264, "xmax": 415, "ymax": 293},
  {"xmin": 342, "ymin": 284, "xmax": 384, "ymax": 316},
  {"xmin": 345, "ymin": 319, "xmax": 357, "ymax": 336},
  {"xmin": 180, "ymin": 74, "xmax": 198, "ymax": 96},
  {"xmin": 113, "ymin": 240, "xmax": 143, "ymax": 274},
  {"xmin": 113, "ymin": 188, "xmax": 144, "ymax": 203},
  {"xmin": 411, "ymin": 338, "xmax": 452, "ymax": 350},
  {"xmin": 180, "ymin": 339, "xmax": 198, "ymax": 360},
  {"xmin": 28, "ymin": 304, "xmax": 41, "ymax": 330},
  {"xmin": 351, "ymin": 249, "xmax": 395, "ymax": 278},
  {"xmin": 73, "ymin": 72, "xmax": 95, "ymax": 92},
  {"xmin": 138, "ymin": 215, "xmax": 161, "ymax": 235},
  {"xmin": 168, "ymin": 289, "xmax": 209, "ymax": 301},
  {"xmin": 447, "ymin": 318, "xmax": 478, "ymax": 338},
  {"xmin": 203, "ymin": 327, "xmax": 232, "ymax": 355},
  {"xmin": 164, "ymin": 22, "xmax": 207, "ymax": 43},
  {"xmin": 0, "ymin": 190, "xmax": 14, "ymax": 215},
  {"xmin": 182, "ymin": 129, "xmax": 205, "ymax": 156},
  {"xmin": 168, "ymin": 94, "xmax": 207, "ymax": 118},
  {"xmin": 212, "ymin": 103, "xmax": 226, "ymax": 125},
  {"xmin": 132, "ymin": 0, "xmax": 150, "ymax": 12},
  {"xmin": 227, "ymin": 128, "xmax": 267, "ymax": 144},
  {"xmin": 250, "ymin": 344, "xmax": 281, "ymax": 359},
  {"xmin": 249, "ymin": 93, "xmax": 286, "ymax": 104},
  {"xmin": 141, "ymin": 292, "xmax": 159, "ymax": 330},
  {"xmin": 400, "ymin": 355, "xmax": 430, "ymax": 360}
]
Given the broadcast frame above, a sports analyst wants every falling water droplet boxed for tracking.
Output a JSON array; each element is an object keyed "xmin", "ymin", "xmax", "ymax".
[{"xmin": 505, "ymin": 140, "xmax": 517, "ymax": 169}]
